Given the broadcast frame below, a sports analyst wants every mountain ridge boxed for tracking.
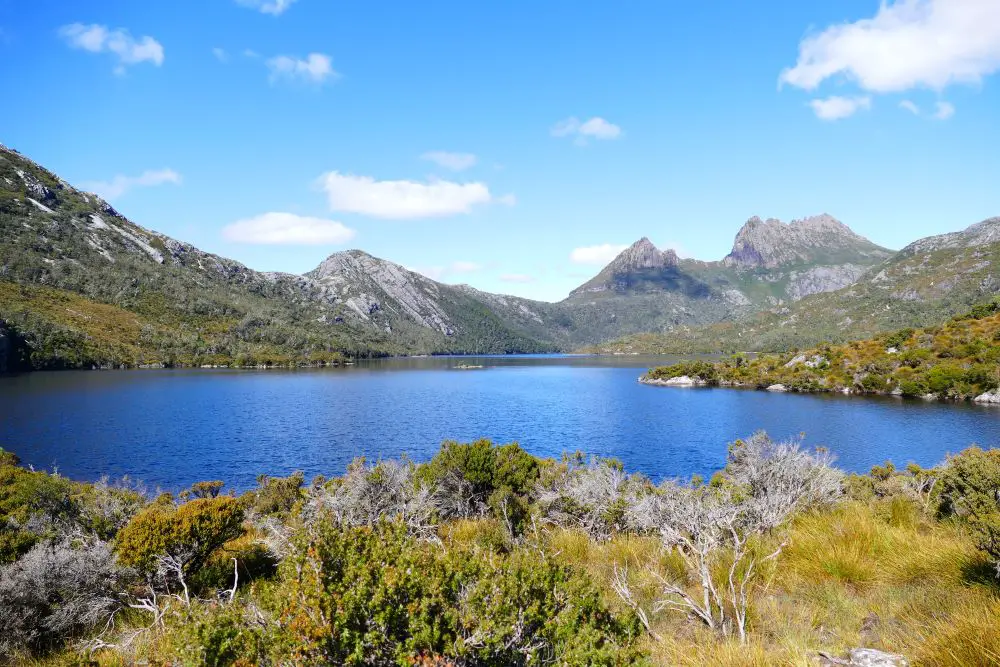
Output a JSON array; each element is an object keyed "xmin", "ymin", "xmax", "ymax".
[{"xmin": 1, "ymin": 142, "xmax": 999, "ymax": 368}]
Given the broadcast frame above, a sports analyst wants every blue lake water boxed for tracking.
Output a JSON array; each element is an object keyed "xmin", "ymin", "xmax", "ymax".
[{"xmin": 1, "ymin": 354, "xmax": 998, "ymax": 491}]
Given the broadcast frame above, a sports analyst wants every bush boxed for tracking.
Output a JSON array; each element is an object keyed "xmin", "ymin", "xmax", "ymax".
[
  {"xmin": 312, "ymin": 458, "xmax": 438, "ymax": 539},
  {"xmin": 249, "ymin": 471, "xmax": 304, "ymax": 517},
  {"xmin": 420, "ymin": 439, "xmax": 539, "ymax": 531},
  {"xmin": 937, "ymin": 447, "xmax": 1000, "ymax": 566},
  {"xmin": 537, "ymin": 455, "xmax": 641, "ymax": 540},
  {"xmin": 115, "ymin": 495, "xmax": 246, "ymax": 583},
  {"xmin": 0, "ymin": 537, "xmax": 134, "ymax": 657},
  {"xmin": 274, "ymin": 519, "xmax": 644, "ymax": 665}
]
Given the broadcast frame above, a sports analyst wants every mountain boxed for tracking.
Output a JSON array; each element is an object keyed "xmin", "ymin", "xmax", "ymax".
[
  {"xmin": 0, "ymin": 144, "xmax": 555, "ymax": 369},
  {"xmin": 592, "ymin": 216, "xmax": 1000, "ymax": 354},
  {"xmin": 2, "ymin": 142, "xmax": 998, "ymax": 369},
  {"xmin": 722, "ymin": 214, "xmax": 890, "ymax": 269},
  {"xmin": 553, "ymin": 215, "xmax": 894, "ymax": 347},
  {"xmin": 303, "ymin": 249, "xmax": 557, "ymax": 353}
]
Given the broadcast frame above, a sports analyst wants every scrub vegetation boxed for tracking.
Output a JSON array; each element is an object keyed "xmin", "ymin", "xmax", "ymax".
[
  {"xmin": 645, "ymin": 300, "xmax": 1000, "ymax": 402},
  {"xmin": 3, "ymin": 434, "xmax": 1000, "ymax": 666}
]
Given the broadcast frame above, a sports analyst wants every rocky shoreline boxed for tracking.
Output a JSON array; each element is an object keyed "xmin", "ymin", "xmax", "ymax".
[{"xmin": 639, "ymin": 374, "xmax": 1000, "ymax": 406}]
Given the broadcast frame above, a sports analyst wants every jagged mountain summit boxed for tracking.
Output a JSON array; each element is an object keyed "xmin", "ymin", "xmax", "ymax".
[
  {"xmin": 722, "ymin": 214, "xmax": 890, "ymax": 269},
  {"xmin": 569, "ymin": 238, "xmax": 698, "ymax": 297}
]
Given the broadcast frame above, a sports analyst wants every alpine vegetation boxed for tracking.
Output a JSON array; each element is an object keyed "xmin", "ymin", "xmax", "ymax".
[{"xmin": 1, "ymin": 436, "xmax": 1000, "ymax": 665}]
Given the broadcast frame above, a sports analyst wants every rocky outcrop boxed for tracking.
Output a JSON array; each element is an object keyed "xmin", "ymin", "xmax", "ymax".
[
  {"xmin": 785, "ymin": 264, "xmax": 871, "ymax": 300},
  {"xmin": 570, "ymin": 238, "xmax": 685, "ymax": 296},
  {"xmin": 723, "ymin": 214, "xmax": 891, "ymax": 270},
  {"xmin": 974, "ymin": 389, "xmax": 1000, "ymax": 405},
  {"xmin": 308, "ymin": 250, "xmax": 457, "ymax": 335},
  {"xmin": 902, "ymin": 216, "xmax": 1000, "ymax": 254},
  {"xmin": 640, "ymin": 374, "xmax": 706, "ymax": 387},
  {"xmin": 818, "ymin": 648, "xmax": 909, "ymax": 667}
]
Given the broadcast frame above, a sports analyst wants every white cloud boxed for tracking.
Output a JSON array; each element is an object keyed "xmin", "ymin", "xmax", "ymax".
[
  {"xmin": 899, "ymin": 99, "xmax": 921, "ymax": 114},
  {"xmin": 933, "ymin": 101, "xmax": 956, "ymax": 119},
  {"xmin": 318, "ymin": 172, "xmax": 505, "ymax": 219},
  {"xmin": 222, "ymin": 212, "xmax": 355, "ymax": 245},
  {"xmin": 808, "ymin": 95, "xmax": 872, "ymax": 120},
  {"xmin": 780, "ymin": 0, "xmax": 1000, "ymax": 94},
  {"xmin": 499, "ymin": 273, "xmax": 535, "ymax": 283},
  {"xmin": 235, "ymin": 0, "xmax": 297, "ymax": 15},
  {"xmin": 59, "ymin": 23, "xmax": 164, "ymax": 74},
  {"xmin": 570, "ymin": 243, "xmax": 628, "ymax": 265},
  {"xmin": 266, "ymin": 53, "xmax": 337, "ymax": 84},
  {"xmin": 551, "ymin": 116, "xmax": 623, "ymax": 144},
  {"xmin": 243, "ymin": 48, "xmax": 260, "ymax": 59},
  {"xmin": 212, "ymin": 47, "xmax": 228, "ymax": 62},
  {"xmin": 83, "ymin": 168, "xmax": 181, "ymax": 200},
  {"xmin": 421, "ymin": 151, "xmax": 477, "ymax": 171}
]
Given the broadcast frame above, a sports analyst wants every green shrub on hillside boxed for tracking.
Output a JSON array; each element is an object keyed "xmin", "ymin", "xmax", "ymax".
[{"xmin": 114, "ymin": 496, "xmax": 245, "ymax": 582}]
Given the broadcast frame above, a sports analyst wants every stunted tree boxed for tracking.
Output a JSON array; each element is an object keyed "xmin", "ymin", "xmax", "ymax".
[{"xmin": 622, "ymin": 432, "xmax": 842, "ymax": 643}]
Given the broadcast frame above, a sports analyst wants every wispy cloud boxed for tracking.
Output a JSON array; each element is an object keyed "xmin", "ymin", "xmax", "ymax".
[
  {"xmin": 421, "ymin": 151, "xmax": 477, "ymax": 171},
  {"xmin": 266, "ymin": 53, "xmax": 337, "ymax": 84},
  {"xmin": 212, "ymin": 47, "xmax": 229, "ymax": 63},
  {"xmin": 58, "ymin": 23, "xmax": 164, "ymax": 74},
  {"xmin": 897, "ymin": 98, "xmax": 956, "ymax": 120},
  {"xmin": 318, "ymin": 172, "xmax": 511, "ymax": 220},
  {"xmin": 222, "ymin": 212, "xmax": 356, "ymax": 245},
  {"xmin": 933, "ymin": 101, "xmax": 956, "ymax": 120},
  {"xmin": 780, "ymin": 0, "xmax": 1000, "ymax": 94},
  {"xmin": 551, "ymin": 116, "xmax": 622, "ymax": 144},
  {"xmin": 808, "ymin": 95, "xmax": 871, "ymax": 120},
  {"xmin": 570, "ymin": 244, "xmax": 628, "ymax": 265},
  {"xmin": 235, "ymin": 0, "xmax": 297, "ymax": 15},
  {"xmin": 82, "ymin": 168, "xmax": 181, "ymax": 200}
]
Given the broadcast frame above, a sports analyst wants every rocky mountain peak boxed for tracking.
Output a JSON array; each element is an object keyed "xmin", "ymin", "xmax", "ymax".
[
  {"xmin": 611, "ymin": 237, "xmax": 679, "ymax": 272},
  {"xmin": 723, "ymin": 214, "xmax": 887, "ymax": 269}
]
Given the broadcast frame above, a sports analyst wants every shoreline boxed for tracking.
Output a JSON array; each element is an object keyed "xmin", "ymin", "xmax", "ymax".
[{"xmin": 638, "ymin": 374, "xmax": 1000, "ymax": 407}]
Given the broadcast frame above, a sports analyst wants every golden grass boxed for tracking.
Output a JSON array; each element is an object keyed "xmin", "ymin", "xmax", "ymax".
[{"xmin": 541, "ymin": 499, "xmax": 1000, "ymax": 665}]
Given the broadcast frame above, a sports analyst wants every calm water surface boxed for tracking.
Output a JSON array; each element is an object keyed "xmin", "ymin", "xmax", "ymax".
[{"xmin": 1, "ymin": 354, "xmax": 998, "ymax": 491}]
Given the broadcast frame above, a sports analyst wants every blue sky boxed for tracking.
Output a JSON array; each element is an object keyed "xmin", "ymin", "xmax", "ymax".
[{"xmin": 1, "ymin": 0, "xmax": 998, "ymax": 302}]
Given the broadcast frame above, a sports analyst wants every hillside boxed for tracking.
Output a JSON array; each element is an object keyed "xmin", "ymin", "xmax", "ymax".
[
  {"xmin": 0, "ymin": 145, "xmax": 558, "ymax": 369},
  {"xmin": 642, "ymin": 301, "xmax": 1000, "ymax": 402}
]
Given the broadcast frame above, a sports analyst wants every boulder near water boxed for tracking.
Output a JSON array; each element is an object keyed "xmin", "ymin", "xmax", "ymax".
[{"xmin": 974, "ymin": 389, "xmax": 1000, "ymax": 405}]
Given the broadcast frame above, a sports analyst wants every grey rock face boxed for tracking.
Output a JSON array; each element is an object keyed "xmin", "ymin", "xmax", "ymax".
[
  {"xmin": 786, "ymin": 264, "xmax": 871, "ymax": 300},
  {"xmin": 612, "ymin": 237, "xmax": 679, "ymax": 271},
  {"xmin": 903, "ymin": 217, "xmax": 1000, "ymax": 254},
  {"xmin": 723, "ymin": 214, "xmax": 890, "ymax": 269},
  {"xmin": 309, "ymin": 250, "xmax": 457, "ymax": 335},
  {"xmin": 817, "ymin": 648, "xmax": 909, "ymax": 667}
]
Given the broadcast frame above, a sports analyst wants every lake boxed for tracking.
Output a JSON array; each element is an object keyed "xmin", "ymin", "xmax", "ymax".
[{"xmin": 1, "ymin": 354, "xmax": 998, "ymax": 491}]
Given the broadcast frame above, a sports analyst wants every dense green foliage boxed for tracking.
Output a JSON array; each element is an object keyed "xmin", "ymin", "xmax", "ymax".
[
  {"xmin": 645, "ymin": 302, "xmax": 1000, "ymax": 400},
  {"xmin": 937, "ymin": 447, "xmax": 1000, "ymax": 564}
]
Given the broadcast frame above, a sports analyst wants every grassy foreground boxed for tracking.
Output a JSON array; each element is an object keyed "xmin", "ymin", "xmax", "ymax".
[
  {"xmin": 2, "ymin": 438, "xmax": 1000, "ymax": 666},
  {"xmin": 644, "ymin": 301, "xmax": 1000, "ymax": 402}
]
